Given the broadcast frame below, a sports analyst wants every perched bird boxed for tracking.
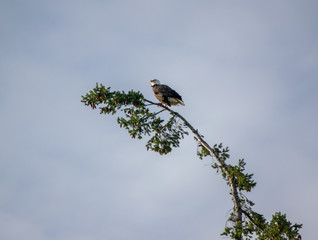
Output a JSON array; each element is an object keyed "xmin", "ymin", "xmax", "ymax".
[{"xmin": 150, "ymin": 79, "xmax": 185, "ymax": 106}]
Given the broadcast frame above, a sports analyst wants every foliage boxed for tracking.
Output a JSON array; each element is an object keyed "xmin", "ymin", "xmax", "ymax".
[
  {"xmin": 82, "ymin": 83, "xmax": 302, "ymax": 239},
  {"xmin": 81, "ymin": 83, "xmax": 188, "ymax": 155}
]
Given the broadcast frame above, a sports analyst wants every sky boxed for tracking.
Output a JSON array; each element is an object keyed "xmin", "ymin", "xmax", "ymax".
[{"xmin": 1, "ymin": 0, "xmax": 318, "ymax": 239}]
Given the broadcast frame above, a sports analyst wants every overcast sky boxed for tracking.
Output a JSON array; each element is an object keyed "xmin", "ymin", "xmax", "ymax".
[{"xmin": 1, "ymin": 0, "xmax": 318, "ymax": 239}]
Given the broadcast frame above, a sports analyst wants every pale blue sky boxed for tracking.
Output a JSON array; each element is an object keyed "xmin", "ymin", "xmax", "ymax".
[{"xmin": 1, "ymin": 0, "xmax": 318, "ymax": 239}]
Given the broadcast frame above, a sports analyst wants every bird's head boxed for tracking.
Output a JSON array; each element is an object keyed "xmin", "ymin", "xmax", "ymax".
[{"xmin": 150, "ymin": 79, "xmax": 161, "ymax": 86}]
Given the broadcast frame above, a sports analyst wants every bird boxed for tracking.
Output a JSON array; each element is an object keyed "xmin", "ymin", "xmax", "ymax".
[{"xmin": 150, "ymin": 79, "xmax": 185, "ymax": 106}]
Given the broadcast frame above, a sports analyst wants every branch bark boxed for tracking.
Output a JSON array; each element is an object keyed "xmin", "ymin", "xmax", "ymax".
[{"xmin": 144, "ymin": 99, "xmax": 242, "ymax": 236}]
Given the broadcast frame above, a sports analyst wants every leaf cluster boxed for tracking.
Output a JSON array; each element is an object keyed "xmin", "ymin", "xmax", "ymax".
[
  {"xmin": 257, "ymin": 212, "xmax": 302, "ymax": 240},
  {"xmin": 81, "ymin": 83, "xmax": 145, "ymax": 113},
  {"xmin": 197, "ymin": 143, "xmax": 302, "ymax": 240},
  {"xmin": 198, "ymin": 143, "xmax": 256, "ymax": 192},
  {"xmin": 223, "ymin": 208, "xmax": 302, "ymax": 239},
  {"xmin": 81, "ymin": 83, "xmax": 188, "ymax": 155}
]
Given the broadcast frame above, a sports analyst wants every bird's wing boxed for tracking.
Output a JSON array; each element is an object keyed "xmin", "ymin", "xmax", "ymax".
[{"xmin": 157, "ymin": 85, "xmax": 182, "ymax": 99}]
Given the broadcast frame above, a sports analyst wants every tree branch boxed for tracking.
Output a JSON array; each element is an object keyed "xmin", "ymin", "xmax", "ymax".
[
  {"xmin": 82, "ymin": 85, "xmax": 302, "ymax": 239},
  {"xmin": 144, "ymin": 98, "xmax": 243, "ymax": 231}
]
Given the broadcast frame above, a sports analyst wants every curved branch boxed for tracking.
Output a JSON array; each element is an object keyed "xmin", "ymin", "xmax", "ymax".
[{"xmin": 144, "ymin": 98, "xmax": 242, "ymax": 227}]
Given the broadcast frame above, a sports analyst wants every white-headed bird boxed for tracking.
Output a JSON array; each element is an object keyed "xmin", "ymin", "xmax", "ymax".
[{"xmin": 150, "ymin": 79, "xmax": 185, "ymax": 107}]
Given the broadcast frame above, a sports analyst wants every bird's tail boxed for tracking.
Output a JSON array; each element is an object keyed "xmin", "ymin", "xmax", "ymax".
[{"xmin": 177, "ymin": 99, "xmax": 185, "ymax": 106}]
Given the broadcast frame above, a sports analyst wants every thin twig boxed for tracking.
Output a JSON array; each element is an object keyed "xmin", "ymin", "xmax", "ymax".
[
  {"xmin": 241, "ymin": 209, "xmax": 264, "ymax": 232},
  {"xmin": 153, "ymin": 109, "xmax": 166, "ymax": 116}
]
